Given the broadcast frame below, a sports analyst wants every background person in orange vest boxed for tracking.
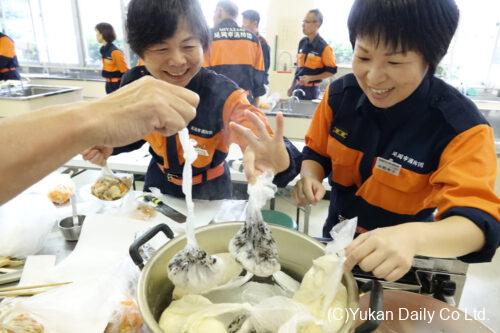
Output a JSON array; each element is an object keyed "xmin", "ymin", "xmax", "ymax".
[
  {"xmin": 0, "ymin": 32, "xmax": 21, "ymax": 81},
  {"xmin": 242, "ymin": 10, "xmax": 270, "ymax": 86},
  {"xmin": 95, "ymin": 23, "xmax": 129, "ymax": 94},
  {"xmin": 287, "ymin": 9, "xmax": 337, "ymax": 100},
  {"xmin": 203, "ymin": 0, "xmax": 266, "ymax": 106}
]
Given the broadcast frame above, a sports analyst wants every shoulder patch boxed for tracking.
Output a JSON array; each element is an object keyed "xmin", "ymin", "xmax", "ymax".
[
  {"xmin": 330, "ymin": 73, "xmax": 359, "ymax": 95},
  {"xmin": 429, "ymin": 77, "xmax": 488, "ymax": 133}
]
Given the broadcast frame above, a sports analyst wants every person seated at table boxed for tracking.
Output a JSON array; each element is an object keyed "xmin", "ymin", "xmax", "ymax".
[
  {"xmin": 231, "ymin": 0, "xmax": 500, "ymax": 282},
  {"xmin": 82, "ymin": 0, "xmax": 299, "ymax": 200}
]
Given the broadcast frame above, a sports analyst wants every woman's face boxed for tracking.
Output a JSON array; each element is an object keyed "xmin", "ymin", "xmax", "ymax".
[
  {"xmin": 95, "ymin": 30, "xmax": 105, "ymax": 44},
  {"xmin": 142, "ymin": 19, "xmax": 203, "ymax": 87},
  {"xmin": 352, "ymin": 36, "xmax": 429, "ymax": 109}
]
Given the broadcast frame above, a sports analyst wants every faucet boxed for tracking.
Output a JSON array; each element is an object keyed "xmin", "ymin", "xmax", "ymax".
[
  {"xmin": 277, "ymin": 51, "xmax": 293, "ymax": 72},
  {"xmin": 285, "ymin": 89, "xmax": 306, "ymax": 112},
  {"xmin": 292, "ymin": 89, "xmax": 306, "ymax": 98}
]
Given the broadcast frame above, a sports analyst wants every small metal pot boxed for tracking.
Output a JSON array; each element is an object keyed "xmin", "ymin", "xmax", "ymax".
[
  {"xmin": 130, "ymin": 222, "xmax": 382, "ymax": 333},
  {"xmin": 58, "ymin": 215, "xmax": 85, "ymax": 241}
]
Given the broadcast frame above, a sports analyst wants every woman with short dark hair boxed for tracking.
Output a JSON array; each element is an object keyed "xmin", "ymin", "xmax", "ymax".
[
  {"xmin": 238, "ymin": 0, "xmax": 500, "ymax": 282},
  {"xmin": 84, "ymin": 0, "xmax": 300, "ymax": 200},
  {"xmin": 95, "ymin": 22, "xmax": 129, "ymax": 94}
]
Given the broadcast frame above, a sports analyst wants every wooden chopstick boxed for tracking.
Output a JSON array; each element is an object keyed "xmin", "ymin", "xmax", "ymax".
[
  {"xmin": 0, "ymin": 281, "xmax": 72, "ymax": 293},
  {"xmin": 0, "ymin": 289, "xmax": 47, "ymax": 297}
]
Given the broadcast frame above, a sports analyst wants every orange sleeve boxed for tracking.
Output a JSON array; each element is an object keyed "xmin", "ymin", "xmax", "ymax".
[
  {"xmin": 111, "ymin": 50, "xmax": 129, "ymax": 73},
  {"xmin": 221, "ymin": 89, "xmax": 272, "ymax": 149},
  {"xmin": 321, "ymin": 45, "xmax": 337, "ymax": 68},
  {"xmin": 429, "ymin": 124, "xmax": 500, "ymax": 221},
  {"xmin": 203, "ymin": 47, "xmax": 211, "ymax": 67},
  {"xmin": 254, "ymin": 41, "xmax": 265, "ymax": 71},
  {"xmin": 0, "ymin": 36, "xmax": 16, "ymax": 58},
  {"xmin": 304, "ymin": 86, "xmax": 333, "ymax": 157}
]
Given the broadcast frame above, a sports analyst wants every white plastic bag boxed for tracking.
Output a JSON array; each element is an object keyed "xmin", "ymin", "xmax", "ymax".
[
  {"xmin": 159, "ymin": 295, "xmax": 252, "ymax": 333},
  {"xmin": 293, "ymin": 218, "xmax": 357, "ymax": 333},
  {"xmin": 1, "ymin": 257, "xmax": 143, "ymax": 333},
  {"xmin": 229, "ymin": 171, "xmax": 280, "ymax": 277},
  {"xmin": 247, "ymin": 296, "xmax": 311, "ymax": 333},
  {"xmin": 0, "ymin": 193, "xmax": 57, "ymax": 258}
]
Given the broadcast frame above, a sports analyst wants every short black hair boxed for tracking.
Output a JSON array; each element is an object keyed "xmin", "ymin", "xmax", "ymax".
[
  {"xmin": 217, "ymin": 0, "xmax": 238, "ymax": 19},
  {"xmin": 242, "ymin": 10, "xmax": 260, "ymax": 26},
  {"xmin": 95, "ymin": 23, "xmax": 116, "ymax": 43},
  {"xmin": 348, "ymin": 0, "xmax": 459, "ymax": 74},
  {"xmin": 308, "ymin": 9, "xmax": 323, "ymax": 26},
  {"xmin": 126, "ymin": 0, "xmax": 210, "ymax": 56}
]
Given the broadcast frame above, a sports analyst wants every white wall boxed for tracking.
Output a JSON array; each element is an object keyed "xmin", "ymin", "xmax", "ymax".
[{"xmin": 263, "ymin": 0, "xmax": 352, "ymax": 97}]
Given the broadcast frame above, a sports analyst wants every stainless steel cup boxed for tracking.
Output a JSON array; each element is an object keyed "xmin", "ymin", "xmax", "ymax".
[{"xmin": 58, "ymin": 215, "xmax": 85, "ymax": 241}]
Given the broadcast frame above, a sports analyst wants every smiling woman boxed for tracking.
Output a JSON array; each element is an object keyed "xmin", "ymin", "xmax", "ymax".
[
  {"xmin": 82, "ymin": 0, "xmax": 300, "ymax": 201},
  {"xmin": 251, "ymin": 0, "xmax": 500, "ymax": 283}
]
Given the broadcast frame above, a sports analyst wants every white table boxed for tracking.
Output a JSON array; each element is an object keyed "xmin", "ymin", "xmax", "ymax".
[{"xmin": 62, "ymin": 141, "xmax": 331, "ymax": 233}]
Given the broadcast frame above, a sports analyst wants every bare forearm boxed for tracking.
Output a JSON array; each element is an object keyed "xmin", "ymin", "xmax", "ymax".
[
  {"xmin": 300, "ymin": 160, "xmax": 325, "ymax": 181},
  {"xmin": 0, "ymin": 103, "xmax": 98, "ymax": 203},
  {"xmin": 407, "ymin": 216, "xmax": 485, "ymax": 258}
]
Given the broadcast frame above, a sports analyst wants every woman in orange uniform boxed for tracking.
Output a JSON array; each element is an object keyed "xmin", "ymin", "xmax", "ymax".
[
  {"xmin": 83, "ymin": 0, "xmax": 299, "ymax": 200},
  {"xmin": 0, "ymin": 32, "xmax": 21, "ymax": 81},
  {"xmin": 95, "ymin": 23, "xmax": 129, "ymax": 94},
  {"xmin": 239, "ymin": 0, "xmax": 500, "ymax": 282}
]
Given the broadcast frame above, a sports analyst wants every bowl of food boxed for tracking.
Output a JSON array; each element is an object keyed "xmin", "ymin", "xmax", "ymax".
[
  {"xmin": 91, "ymin": 175, "xmax": 133, "ymax": 201},
  {"xmin": 80, "ymin": 173, "xmax": 134, "ymax": 210}
]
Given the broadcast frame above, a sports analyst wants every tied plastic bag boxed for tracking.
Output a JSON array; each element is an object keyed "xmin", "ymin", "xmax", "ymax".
[
  {"xmin": 244, "ymin": 299, "xmax": 320, "ymax": 333},
  {"xmin": 159, "ymin": 295, "xmax": 252, "ymax": 333},
  {"xmin": 0, "ymin": 193, "xmax": 57, "ymax": 258},
  {"xmin": 229, "ymin": 171, "xmax": 280, "ymax": 277},
  {"xmin": 0, "ymin": 257, "xmax": 145, "ymax": 333},
  {"xmin": 104, "ymin": 299, "xmax": 145, "ymax": 333},
  {"xmin": 46, "ymin": 173, "xmax": 76, "ymax": 206},
  {"xmin": 0, "ymin": 302, "xmax": 45, "ymax": 333},
  {"xmin": 293, "ymin": 218, "xmax": 357, "ymax": 333}
]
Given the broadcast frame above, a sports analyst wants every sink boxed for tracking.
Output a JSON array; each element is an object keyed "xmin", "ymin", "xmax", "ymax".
[
  {"xmin": 0, "ymin": 83, "xmax": 83, "ymax": 117},
  {"xmin": 0, "ymin": 84, "xmax": 80, "ymax": 101},
  {"xmin": 269, "ymin": 99, "xmax": 319, "ymax": 118}
]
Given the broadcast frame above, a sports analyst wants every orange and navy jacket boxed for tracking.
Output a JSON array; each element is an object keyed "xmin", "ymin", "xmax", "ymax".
[
  {"xmin": 257, "ymin": 34, "xmax": 271, "ymax": 85},
  {"xmin": 113, "ymin": 67, "xmax": 300, "ymax": 200},
  {"xmin": 0, "ymin": 32, "xmax": 20, "ymax": 80},
  {"xmin": 303, "ymin": 73, "xmax": 500, "ymax": 263},
  {"xmin": 294, "ymin": 34, "xmax": 337, "ymax": 84},
  {"xmin": 100, "ymin": 42, "xmax": 128, "ymax": 82},
  {"xmin": 204, "ymin": 19, "xmax": 266, "ymax": 99}
]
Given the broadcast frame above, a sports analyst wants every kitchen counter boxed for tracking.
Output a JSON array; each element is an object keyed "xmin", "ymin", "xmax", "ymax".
[{"xmin": 0, "ymin": 85, "xmax": 83, "ymax": 117}]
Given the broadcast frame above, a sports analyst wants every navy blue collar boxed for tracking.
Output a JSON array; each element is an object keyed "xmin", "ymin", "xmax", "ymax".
[
  {"xmin": 357, "ymin": 73, "xmax": 432, "ymax": 129},
  {"xmin": 216, "ymin": 18, "xmax": 238, "ymax": 29}
]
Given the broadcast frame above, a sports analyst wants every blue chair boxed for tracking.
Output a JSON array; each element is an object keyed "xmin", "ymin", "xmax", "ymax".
[{"xmin": 261, "ymin": 209, "xmax": 295, "ymax": 229}]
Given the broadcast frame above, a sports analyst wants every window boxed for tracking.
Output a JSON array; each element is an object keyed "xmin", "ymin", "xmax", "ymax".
[
  {"xmin": 314, "ymin": 0, "xmax": 354, "ymax": 65},
  {"xmin": 36, "ymin": 0, "xmax": 80, "ymax": 65},
  {"xmin": 78, "ymin": 0, "xmax": 126, "ymax": 67},
  {"xmin": 440, "ymin": 0, "xmax": 500, "ymax": 88},
  {"xmin": 0, "ymin": 0, "xmax": 39, "ymax": 63},
  {"xmin": 315, "ymin": 0, "xmax": 500, "ymax": 89}
]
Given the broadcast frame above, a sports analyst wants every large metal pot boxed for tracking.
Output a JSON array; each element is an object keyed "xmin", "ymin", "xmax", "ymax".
[{"xmin": 129, "ymin": 222, "xmax": 381, "ymax": 333}]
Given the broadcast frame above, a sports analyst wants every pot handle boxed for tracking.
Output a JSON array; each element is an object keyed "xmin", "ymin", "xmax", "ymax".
[
  {"xmin": 129, "ymin": 223, "xmax": 174, "ymax": 270},
  {"xmin": 354, "ymin": 280, "xmax": 383, "ymax": 333}
]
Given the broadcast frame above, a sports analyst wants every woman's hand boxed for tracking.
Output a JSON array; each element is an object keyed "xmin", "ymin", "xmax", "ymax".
[
  {"xmin": 344, "ymin": 225, "xmax": 419, "ymax": 282},
  {"xmin": 229, "ymin": 111, "xmax": 290, "ymax": 184},
  {"xmin": 82, "ymin": 145, "xmax": 113, "ymax": 166},
  {"xmin": 292, "ymin": 176, "xmax": 326, "ymax": 206}
]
